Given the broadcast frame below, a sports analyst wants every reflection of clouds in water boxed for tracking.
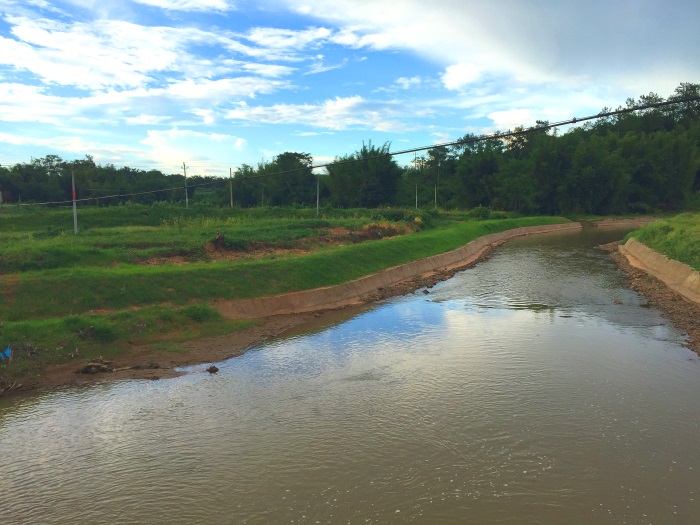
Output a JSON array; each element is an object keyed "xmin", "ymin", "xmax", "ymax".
[{"xmin": 1, "ymin": 228, "xmax": 700, "ymax": 525}]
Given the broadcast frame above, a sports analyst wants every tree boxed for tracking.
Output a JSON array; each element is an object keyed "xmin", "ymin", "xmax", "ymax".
[
  {"xmin": 263, "ymin": 152, "xmax": 316, "ymax": 206},
  {"xmin": 327, "ymin": 141, "xmax": 402, "ymax": 207}
]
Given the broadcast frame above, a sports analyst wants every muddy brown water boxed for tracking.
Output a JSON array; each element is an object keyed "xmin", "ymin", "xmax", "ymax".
[{"xmin": 1, "ymin": 227, "xmax": 699, "ymax": 524}]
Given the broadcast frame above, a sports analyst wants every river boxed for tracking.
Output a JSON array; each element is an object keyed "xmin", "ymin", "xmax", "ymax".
[{"xmin": 1, "ymin": 227, "xmax": 698, "ymax": 524}]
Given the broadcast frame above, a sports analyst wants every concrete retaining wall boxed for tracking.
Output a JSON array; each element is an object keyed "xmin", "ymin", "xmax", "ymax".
[
  {"xmin": 216, "ymin": 222, "xmax": 582, "ymax": 319},
  {"xmin": 619, "ymin": 238, "xmax": 700, "ymax": 305}
]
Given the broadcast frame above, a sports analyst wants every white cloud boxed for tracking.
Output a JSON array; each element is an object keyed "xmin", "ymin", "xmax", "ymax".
[
  {"xmin": 0, "ymin": 15, "xmax": 316, "ymax": 93},
  {"xmin": 487, "ymin": 109, "xmax": 533, "ymax": 131},
  {"xmin": 395, "ymin": 76, "xmax": 422, "ymax": 90},
  {"xmin": 0, "ymin": 131, "xmax": 146, "ymax": 161},
  {"xmin": 124, "ymin": 114, "xmax": 170, "ymax": 125},
  {"xmin": 281, "ymin": 0, "xmax": 700, "ymax": 98},
  {"xmin": 306, "ymin": 57, "xmax": 347, "ymax": 75},
  {"xmin": 191, "ymin": 109, "xmax": 216, "ymax": 125},
  {"xmin": 226, "ymin": 96, "xmax": 412, "ymax": 132},
  {"xmin": 1, "ymin": 16, "xmax": 182, "ymax": 89},
  {"xmin": 441, "ymin": 63, "xmax": 481, "ymax": 91},
  {"xmin": 0, "ymin": 83, "xmax": 75, "ymax": 125},
  {"xmin": 140, "ymin": 129, "xmax": 247, "ymax": 172},
  {"xmin": 131, "ymin": 0, "xmax": 236, "ymax": 12},
  {"xmin": 246, "ymin": 26, "xmax": 332, "ymax": 50},
  {"xmin": 240, "ymin": 63, "xmax": 296, "ymax": 77}
]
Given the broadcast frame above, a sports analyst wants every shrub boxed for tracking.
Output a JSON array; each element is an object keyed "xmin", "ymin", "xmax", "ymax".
[
  {"xmin": 180, "ymin": 304, "xmax": 222, "ymax": 323},
  {"xmin": 467, "ymin": 205, "xmax": 491, "ymax": 219},
  {"xmin": 63, "ymin": 316, "xmax": 118, "ymax": 343}
]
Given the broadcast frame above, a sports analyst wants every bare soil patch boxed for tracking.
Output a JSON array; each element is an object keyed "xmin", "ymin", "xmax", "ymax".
[{"xmin": 136, "ymin": 224, "xmax": 410, "ymax": 266}]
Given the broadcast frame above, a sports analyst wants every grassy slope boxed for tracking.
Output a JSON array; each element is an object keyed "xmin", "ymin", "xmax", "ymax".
[
  {"xmin": 626, "ymin": 213, "xmax": 700, "ymax": 271},
  {"xmin": 2, "ymin": 216, "xmax": 565, "ymax": 321},
  {"xmin": 0, "ymin": 206, "xmax": 567, "ymax": 382}
]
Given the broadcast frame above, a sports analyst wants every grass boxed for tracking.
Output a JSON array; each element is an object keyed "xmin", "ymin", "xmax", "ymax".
[
  {"xmin": 626, "ymin": 212, "xmax": 700, "ymax": 270},
  {"xmin": 0, "ymin": 203, "xmax": 568, "ymax": 386},
  {"xmin": 0, "ymin": 215, "xmax": 566, "ymax": 321},
  {"xmin": 0, "ymin": 304, "xmax": 252, "ymax": 379}
]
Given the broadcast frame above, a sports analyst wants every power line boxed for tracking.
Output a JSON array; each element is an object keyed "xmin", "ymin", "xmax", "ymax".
[
  {"xmin": 179, "ymin": 95, "xmax": 700, "ymax": 183},
  {"xmin": 4, "ymin": 95, "xmax": 699, "ymax": 207}
]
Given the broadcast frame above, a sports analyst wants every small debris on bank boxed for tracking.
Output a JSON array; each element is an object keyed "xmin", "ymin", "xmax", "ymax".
[
  {"xmin": 77, "ymin": 360, "xmax": 114, "ymax": 374},
  {"xmin": 76, "ymin": 359, "xmax": 161, "ymax": 375}
]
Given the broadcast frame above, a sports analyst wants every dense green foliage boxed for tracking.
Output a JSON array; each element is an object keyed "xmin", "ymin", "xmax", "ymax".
[
  {"xmin": 1, "ymin": 83, "xmax": 698, "ymax": 215},
  {"xmin": 628, "ymin": 213, "xmax": 700, "ymax": 270}
]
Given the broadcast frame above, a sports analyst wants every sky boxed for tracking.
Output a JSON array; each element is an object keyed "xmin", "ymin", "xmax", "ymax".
[{"xmin": 0, "ymin": 0, "xmax": 698, "ymax": 177}]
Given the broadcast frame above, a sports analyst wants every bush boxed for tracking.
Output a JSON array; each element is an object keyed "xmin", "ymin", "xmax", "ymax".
[
  {"xmin": 467, "ymin": 205, "xmax": 491, "ymax": 219},
  {"xmin": 63, "ymin": 315, "xmax": 118, "ymax": 343},
  {"xmin": 180, "ymin": 304, "xmax": 222, "ymax": 323}
]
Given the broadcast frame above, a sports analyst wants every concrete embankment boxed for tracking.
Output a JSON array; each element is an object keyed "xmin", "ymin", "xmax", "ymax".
[
  {"xmin": 215, "ymin": 222, "xmax": 582, "ymax": 319},
  {"xmin": 619, "ymin": 238, "xmax": 700, "ymax": 306}
]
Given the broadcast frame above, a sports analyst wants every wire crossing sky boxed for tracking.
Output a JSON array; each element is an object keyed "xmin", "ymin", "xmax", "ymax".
[
  {"xmin": 0, "ymin": 0, "xmax": 698, "ymax": 175},
  {"xmin": 15, "ymin": 95, "xmax": 699, "ymax": 208}
]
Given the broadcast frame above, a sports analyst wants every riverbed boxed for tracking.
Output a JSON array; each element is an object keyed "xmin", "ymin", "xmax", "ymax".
[{"xmin": 1, "ymin": 227, "xmax": 698, "ymax": 524}]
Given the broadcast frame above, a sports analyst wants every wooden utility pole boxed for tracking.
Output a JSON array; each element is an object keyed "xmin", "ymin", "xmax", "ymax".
[
  {"xmin": 229, "ymin": 167, "xmax": 234, "ymax": 208},
  {"xmin": 72, "ymin": 163, "xmax": 78, "ymax": 235},
  {"xmin": 414, "ymin": 153, "xmax": 418, "ymax": 209},
  {"xmin": 183, "ymin": 162, "xmax": 189, "ymax": 209},
  {"xmin": 316, "ymin": 175, "xmax": 320, "ymax": 217}
]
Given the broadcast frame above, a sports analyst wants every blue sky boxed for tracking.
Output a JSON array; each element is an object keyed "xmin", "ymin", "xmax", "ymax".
[{"xmin": 0, "ymin": 0, "xmax": 698, "ymax": 176}]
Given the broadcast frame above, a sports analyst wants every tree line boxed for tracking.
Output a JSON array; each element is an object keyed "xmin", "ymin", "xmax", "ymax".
[{"xmin": 1, "ymin": 82, "xmax": 698, "ymax": 215}]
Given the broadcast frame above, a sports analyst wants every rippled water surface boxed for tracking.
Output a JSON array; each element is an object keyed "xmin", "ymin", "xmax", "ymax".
[{"xmin": 1, "ymin": 228, "xmax": 699, "ymax": 524}]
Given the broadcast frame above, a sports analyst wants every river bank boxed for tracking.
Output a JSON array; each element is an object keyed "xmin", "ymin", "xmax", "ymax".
[
  {"xmin": 602, "ymin": 242, "xmax": 700, "ymax": 355},
  {"xmin": 5, "ymin": 217, "xmax": 685, "ymax": 396},
  {"xmin": 2, "ymin": 234, "xmax": 512, "ymax": 394}
]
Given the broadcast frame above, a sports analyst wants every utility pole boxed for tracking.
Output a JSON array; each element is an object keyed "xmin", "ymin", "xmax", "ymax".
[
  {"xmin": 316, "ymin": 175, "xmax": 320, "ymax": 217},
  {"xmin": 414, "ymin": 153, "xmax": 418, "ymax": 209},
  {"xmin": 435, "ymin": 159, "xmax": 440, "ymax": 209},
  {"xmin": 182, "ymin": 162, "xmax": 189, "ymax": 209},
  {"xmin": 229, "ymin": 167, "xmax": 234, "ymax": 208},
  {"xmin": 72, "ymin": 163, "xmax": 78, "ymax": 235}
]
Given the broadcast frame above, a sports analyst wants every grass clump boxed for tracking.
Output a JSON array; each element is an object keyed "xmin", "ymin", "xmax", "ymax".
[
  {"xmin": 181, "ymin": 304, "xmax": 222, "ymax": 323},
  {"xmin": 627, "ymin": 213, "xmax": 700, "ymax": 270}
]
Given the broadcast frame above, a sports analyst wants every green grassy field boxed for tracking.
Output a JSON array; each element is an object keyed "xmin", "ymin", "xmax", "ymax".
[
  {"xmin": 0, "ymin": 203, "xmax": 567, "ymax": 387},
  {"xmin": 626, "ymin": 212, "xmax": 700, "ymax": 271}
]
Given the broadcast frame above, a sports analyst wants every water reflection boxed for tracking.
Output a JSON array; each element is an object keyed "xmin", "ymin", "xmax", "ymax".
[{"xmin": 1, "ymin": 227, "xmax": 699, "ymax": 524}]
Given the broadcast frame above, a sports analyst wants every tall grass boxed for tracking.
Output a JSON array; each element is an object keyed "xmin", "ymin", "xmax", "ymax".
[{"xmin": 628, "ymin": 213, "xmax": 700, "ymax": 270}]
